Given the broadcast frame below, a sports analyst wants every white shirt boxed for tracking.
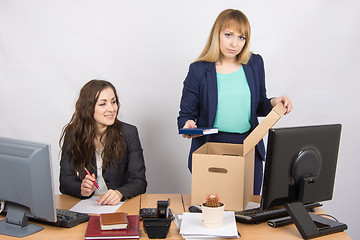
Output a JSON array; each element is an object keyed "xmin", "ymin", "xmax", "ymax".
[{"xmin": 94, "ymin": 149, "xmax": 108, "ymax": 195}]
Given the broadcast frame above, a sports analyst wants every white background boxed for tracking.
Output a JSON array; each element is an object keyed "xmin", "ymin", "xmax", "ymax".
[{"xmin": 1, "ymin": 0, "xmax": 359, "ymax": 238}]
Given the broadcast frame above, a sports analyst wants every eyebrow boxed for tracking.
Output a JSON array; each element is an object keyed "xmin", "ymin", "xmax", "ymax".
[
  {"xmin": 97, "ymin": 97, "xmax": 116, "ymax": 102},
  {"xmin": 224, "ymin": 30, "xmax": 245, "ymax": 36}
]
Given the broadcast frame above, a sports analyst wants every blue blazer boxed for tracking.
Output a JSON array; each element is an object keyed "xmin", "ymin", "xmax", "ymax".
[{"xmin": 178, "ymin": 53, "xmax": 273, "ymax": 170}]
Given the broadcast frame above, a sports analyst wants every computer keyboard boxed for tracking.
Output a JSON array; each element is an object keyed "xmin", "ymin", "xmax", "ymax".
[
  {"xmin": 235, "ymin": 202, "xmax": 322, "ymax": 224},
  {"xmin": 53, "ymin": 209, "xmax": 90, "ymax": 228},
  {"xmin": 1, "ymin": 208, "xmax": 90, "ymax": 228},
  {"xmin": 38, "ymin": 209, "xmax": 90, "ymax": 228}
]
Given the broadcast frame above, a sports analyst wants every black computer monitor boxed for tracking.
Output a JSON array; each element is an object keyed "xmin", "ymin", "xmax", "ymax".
[
  {"xmin": 261, "ymin": 124, "xmax": 347, "ymax": 239},
  {"xmin": 0, "ymin": 137, "xmax": 56, "ymax": 238}
]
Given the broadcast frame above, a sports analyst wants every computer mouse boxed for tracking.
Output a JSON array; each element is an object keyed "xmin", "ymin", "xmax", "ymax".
[{"xmin": 188, "ymin": 204, "xmax": 202, "ymax": 213}]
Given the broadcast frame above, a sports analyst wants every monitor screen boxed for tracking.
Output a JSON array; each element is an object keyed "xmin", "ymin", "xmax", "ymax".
[
  {"xmin": 0, "ymin": 137, "xmax": 56, "ymax": 238},
  {"xmin": 260, "ymin": 124, "xmax": 347, "ymax": 238}
]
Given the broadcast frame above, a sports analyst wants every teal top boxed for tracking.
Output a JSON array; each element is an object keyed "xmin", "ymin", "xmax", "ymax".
[{"xmin": 213, "ymin": 67, "xmax": 251, "ymax": 133}]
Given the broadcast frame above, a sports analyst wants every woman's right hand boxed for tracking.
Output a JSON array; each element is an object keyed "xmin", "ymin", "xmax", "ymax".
[
  {"xmin": 182, "ymin": 120, "xmax": 202, "ymax": 139},
  {"xmin": 81, "ymin": 173, "xmax": 96, "ymax": 197}
]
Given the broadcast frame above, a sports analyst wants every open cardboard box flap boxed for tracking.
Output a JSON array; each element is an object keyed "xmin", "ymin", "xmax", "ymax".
[
  {"xmin": 243, "ymin": 102, "xmax": 287, "ymax": 156},
  {"xmin": 191, "ymin": 102, "xmax": 287, "ymax": 210}
]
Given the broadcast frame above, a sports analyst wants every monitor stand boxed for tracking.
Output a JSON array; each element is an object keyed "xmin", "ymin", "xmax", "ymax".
[
  {"xmin": 0, "ymin": 204, "xmax": 44, "ymax": 238},
  {"xmin": 285, "ymin": 202, "xmax": 347, "ymax": 239}
]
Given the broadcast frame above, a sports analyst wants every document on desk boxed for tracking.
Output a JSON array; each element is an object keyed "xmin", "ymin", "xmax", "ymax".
[
  {"xmin": 245, "ymin": 201, "xmax": 260, "ymax": 210},
  {"xmin": 69, "ymin": 196, "xmax": 125, "ymax": 214},
  {"xmin": 180, "ymin": 211, "xmax": 239, "ymax": 239}
]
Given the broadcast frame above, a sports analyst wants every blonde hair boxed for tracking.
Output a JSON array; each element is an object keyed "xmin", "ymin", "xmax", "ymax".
[{"xmin": 196, "ymin": 9, "xmax": 252, "ymax": 64}]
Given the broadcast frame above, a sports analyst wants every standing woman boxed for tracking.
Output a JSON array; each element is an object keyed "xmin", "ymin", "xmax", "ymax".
[
  {"xmin": 60, "ymin": 80, "xmax": 147, "ymax": 205},
  {"xmin": 177, "ymin": 9, "xmax": 293, "ymax": 194}
]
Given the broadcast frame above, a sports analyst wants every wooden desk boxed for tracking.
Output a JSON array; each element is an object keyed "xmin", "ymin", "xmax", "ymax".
[
  {"xmin": 0, "ymin": 194, "xmax": 141, "ymax": 240},
  {"xmin": 182, "ymin": 194, "xmax": 351, "ymax": 240},
  {"xmin": 0, "ymin": 194, "xmax": 351, "ymax": 240}
]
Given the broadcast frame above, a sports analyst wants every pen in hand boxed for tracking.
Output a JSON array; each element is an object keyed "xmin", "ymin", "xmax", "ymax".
[{"xmin": 84, "ymin": 167, "xmax": 100, "ymax": 190}]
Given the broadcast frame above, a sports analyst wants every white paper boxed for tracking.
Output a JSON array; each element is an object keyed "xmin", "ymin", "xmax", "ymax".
[
  {"xmin": 245, "ymin": 201, "xmax": 260, "ymax": 210},
  {"xmin": 180, "ymin": 211, "xmax": 238, "ymax": 238},
  {"xmin": 69, "ymin": 196, "xmax": 125, "ymax": 214},
  {"xmin": 173, "ymin": 214, "xmax": 183, "ymax": 229}
]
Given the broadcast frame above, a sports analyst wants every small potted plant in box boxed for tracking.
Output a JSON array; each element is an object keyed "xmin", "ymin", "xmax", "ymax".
[{"xmin": 201, "ymin": 193, "xmax": 225, "ymax": 228}]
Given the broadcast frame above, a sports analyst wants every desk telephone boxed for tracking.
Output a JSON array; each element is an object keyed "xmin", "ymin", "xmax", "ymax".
[
  {"xmin": 140, "ymin": 207, "xmax": 173, "ymax": 219},
  {"xmin": 141, "ymin": 199, "xmax": 172, "ymax": 239},
  {"xmin": 140, "ymin": 198, "xmax": 172, "ymax": 219}
]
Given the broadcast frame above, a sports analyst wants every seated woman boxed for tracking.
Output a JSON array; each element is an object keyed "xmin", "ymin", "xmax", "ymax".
[{"xmin": 59, "ymin": 79, "xmax": 147, "ymax": 205}]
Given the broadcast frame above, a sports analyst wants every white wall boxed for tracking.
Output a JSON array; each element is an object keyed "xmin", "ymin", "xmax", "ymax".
[{"xmin": 1, "ymin": 0, "xmax": 359, "ymax": 238}]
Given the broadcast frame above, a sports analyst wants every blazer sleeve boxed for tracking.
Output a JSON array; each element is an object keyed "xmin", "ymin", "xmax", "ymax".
[
  {"xmin": 177, "ymin": 62, "xmax": 203, "ymax": 129},
  {"xmin": 59, "ymin": 140, "xmax": 93, "ymax": 199},
  {"xmin": 252, "ymin": 54, "xmax": 272, "ymax": 116},
  {"xmin": 115, "ymin": 124, "xmax": 147, "ymax": 200}
]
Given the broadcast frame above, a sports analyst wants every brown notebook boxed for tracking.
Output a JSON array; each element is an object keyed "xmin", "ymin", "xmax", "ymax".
[{"xmin": 100, "ymin": 212, "xmax": 129, "ymax": 230}]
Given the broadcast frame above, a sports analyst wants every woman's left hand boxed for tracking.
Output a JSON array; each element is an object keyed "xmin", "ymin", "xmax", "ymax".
[
  {"xmin": 271, "ymin": 95, "xmax": 293, "ymax": 114},
  {"xmin": 97, "ymin": 189, "xmax": 123, "ymax": 205}
]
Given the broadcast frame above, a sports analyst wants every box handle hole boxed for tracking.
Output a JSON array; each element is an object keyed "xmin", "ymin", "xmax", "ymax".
[{"xmin": 208, "ymin": 167, "xmax": 228, "ymax": 173}]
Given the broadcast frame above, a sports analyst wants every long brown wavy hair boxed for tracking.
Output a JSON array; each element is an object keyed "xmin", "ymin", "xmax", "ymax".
[{"xmin": 59, "ymin": 80, "xmax": 125, "ymax": 179}]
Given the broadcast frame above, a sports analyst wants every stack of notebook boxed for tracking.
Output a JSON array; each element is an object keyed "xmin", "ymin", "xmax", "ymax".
[
  {"xmin": 85, "ymin": 214, "xmax": 140, "ymax": 239},
  {"xmin": 100, "ymin": 212, "xmax": 129, "ymax": 230},
  {"xmin": 178, "ymin": 211, "xmax": 239, "ymax": 239}
]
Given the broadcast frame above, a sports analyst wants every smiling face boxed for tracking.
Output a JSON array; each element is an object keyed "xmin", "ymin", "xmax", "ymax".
[
  {"xmin": 93, "ymin": 87, "xmax": 118, "ymax": 132},
  {"xmin": 219, "ymin": 28, "xmax": 246, "ymax": 61}
]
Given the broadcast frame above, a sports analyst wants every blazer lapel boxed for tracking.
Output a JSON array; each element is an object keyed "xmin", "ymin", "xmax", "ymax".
[
  {"xmin": 243, "ymin": 64, "xmax": 256, "ymax": 121},
  {"xmin": 207, "ymin": 62, "xmax": 256, "ymax": 128},
  {"xmin": 207, "ymin": 62, "xmax": 218, "ymax": 127}
]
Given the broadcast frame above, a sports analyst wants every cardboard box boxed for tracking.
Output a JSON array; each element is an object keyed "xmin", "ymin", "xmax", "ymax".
[{"xmin": 191, "ymin": 103, "xmax": 287, "ymax": 211}]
